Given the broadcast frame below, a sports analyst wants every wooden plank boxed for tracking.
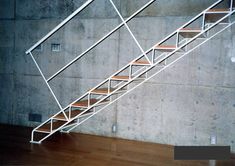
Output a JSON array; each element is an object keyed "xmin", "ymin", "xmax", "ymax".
[
  {"xmin": 179, "ymin": 28, "xmax": 204, "ymax": 38},
  {"xmin": 132, "ymin": 60, "xmax": 150, "ymax": 65},
  {"xmin": 54, "ymin": 109, "xmax": 89, "ymax": 120},
  {"xmin": 91, "ymin": 88, "xmax": 116, "ymax": 94},
  {"xmin": 1, "ymin": 124, "xmax": 235, "ymax": 166},
  {"xmin": 111, "ymin": 76, "xmax": 130, "ymax": 81},
  {"xmin": 155, "ymin": 45, "xmax": 177, "ymax": 52},
  {"xmin": 207, "ymin": 8, "xmax": 229, "ymax": 13},
  {"xmin": 36, "ymin": 121, "xmax": 66, "ymax": 133},
  {"xmin": 205, "ymin": 9, "xmax": 229, "ymax": 23},
  {"xmin": 72, "ymin": 99, "xmax": 109, "ymax": 107}
]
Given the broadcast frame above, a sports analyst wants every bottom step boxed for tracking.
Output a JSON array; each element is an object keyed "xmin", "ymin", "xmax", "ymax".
[
  {"xmin": 54, "ymin": 109, "xmax": 92, "ymax": 120},
  {"xmin": 32, "ymin": 120, "xmax": 77, "ymax": 143},
  {"xmin": 36, "ymin": 121, "xmax": 66, "ymax": 133},
  {"xmin": 35, "ymin": 120, "xmax": 77, "ymax": 133}
]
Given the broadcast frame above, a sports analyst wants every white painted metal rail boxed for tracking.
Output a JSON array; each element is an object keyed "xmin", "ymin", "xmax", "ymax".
[{"xmin": 27, "ymin": 0, "xmax": 234, "ymax": 144}]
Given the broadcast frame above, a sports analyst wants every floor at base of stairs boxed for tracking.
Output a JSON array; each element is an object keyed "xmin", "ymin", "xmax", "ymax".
[{"xmin": 0, "ymin": 123, "xmax": 234, "ymax": 166}]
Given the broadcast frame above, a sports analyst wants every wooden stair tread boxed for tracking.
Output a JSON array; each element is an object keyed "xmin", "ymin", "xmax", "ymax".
[
  {"xmin": 205, "ymin": 9, "xmax": 229, "ymax": 23},
  {"xmin": 91, "ymin": 88, "xmax": 116, "ymax": 94},
  {"xmin": 207, "ymin": 8, "xmax": 229, "ymax": 13},
  {"xmin": 72, "ymin": 99, "xmax": 97, "ymax": 107},
  {"xmin": 132, "ymin": 60, "xmax": 150, "ymax": 65},
  {"xmin": 70, "ymin": 110, "xmax": 91, "ymax": 117},
  {"xmin": 36, "ymin": 125, "xmax": 51, "ymax": 132},
  {"xmin": 54, "ymin": 109, "xmax": 89, "ymax": 120},
  {"xmin": 112, "ymin": 76, "xmax": 130, "ymax": 80},
  {"xmin": 179, "ymin": 28, "xmax": 204, "ymax": 38},
  {"xmin": 156, "ymin": 45, "xmax": 176, "ymax": 49},
  {"xmin": 155, "ymin": 45, "xmax": 177, "ymax": 52},
  {"xmin": 179, "ymin": 28, "xmax": 201, "ymax": 32},
  {"xmin": 72, "ymin": 99, "xmax": 108, "ymax": 107},
  {"xmin": 36, "ymin": 121, "xmax": 66, "ymax": 133}
]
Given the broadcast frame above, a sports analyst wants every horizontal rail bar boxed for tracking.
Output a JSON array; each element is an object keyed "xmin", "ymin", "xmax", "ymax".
[
  {"xmin": 26, "ymin": 0, "xmax": 95, "ymax": 54},
  {"xmin": 46, "ymin": 0, "xmax": 156, "ymax": 82}
]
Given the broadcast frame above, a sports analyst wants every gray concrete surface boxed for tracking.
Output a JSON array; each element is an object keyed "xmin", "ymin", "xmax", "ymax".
[{"xmin": 0, "ymin": 0, "xmax": 235, "ymax": 152}]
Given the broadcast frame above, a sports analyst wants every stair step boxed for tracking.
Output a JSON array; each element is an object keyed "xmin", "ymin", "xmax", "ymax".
[
  {"xmin": 132, "ymin": 60, "xmax": 151, "ymax": 65},
  {"xmin": 205, "ymin": 8, "xmax": 230, "ymax": 23},
  {"xmin": 111, "ymin": 76, "xmax": 130, "ymax": 81},
  {"xmin": 111, "ymin": 75, "xmax": 146, "ymax": 81},
  {"xmin": 36, "ymin": 121, "xmax": 66, "ymax": 133},
  {"xmin": 179, "ymin": 28, "xmax": 204, "ymax": 38},
  {"xmin": 206, "ymin": 9, "xmax": 230, "ymax": 13},
  {"xmin": 72, "ymin": 99, "xmax": 109, "ymax": 108},
  {"xmin": 54, "ymin": 109, "xmax": 91, "ymax": 120},
  {"xmin": 91, "ymin": 88, "xmax": 123, "ymax": 95},
  {"xmin": 155, "ymin": 45, "xmax": 177, "ymax": 52}
]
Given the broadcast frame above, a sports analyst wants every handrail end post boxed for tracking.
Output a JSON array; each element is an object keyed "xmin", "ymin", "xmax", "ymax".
[{"xmin": 25, "ymin": 50, "xmax": 30, "ymax": 55}]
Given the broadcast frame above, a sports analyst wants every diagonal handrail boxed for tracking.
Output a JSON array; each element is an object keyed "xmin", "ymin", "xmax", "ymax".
[{"xmin": 26, "ymin": 0, "xmax": 95, "ymax": 54}]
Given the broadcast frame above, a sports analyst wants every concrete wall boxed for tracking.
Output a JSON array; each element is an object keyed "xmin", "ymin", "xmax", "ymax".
[{"xmin": 1, "ymin": 0, "xmax": 235, "ymax": 151}]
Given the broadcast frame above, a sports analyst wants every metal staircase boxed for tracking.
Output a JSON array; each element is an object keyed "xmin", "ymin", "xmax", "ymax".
[{"xmin": 26, "ymin": 0, "xmax": 235, "ymax": 144}]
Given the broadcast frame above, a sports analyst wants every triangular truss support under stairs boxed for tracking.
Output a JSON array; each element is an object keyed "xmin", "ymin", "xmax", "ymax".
[{"xmin": 26, "ymin": 0, "xmax": 235, "ymax": 144}]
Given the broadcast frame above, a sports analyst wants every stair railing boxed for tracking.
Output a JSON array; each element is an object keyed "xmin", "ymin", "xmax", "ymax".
[
  {"xmin": 30, "ymin": 0, "xmax": 234, "ymax": 143},
  {"xmin": 26, "ymin": 0, "xmax": 156, "ymax": 119}
]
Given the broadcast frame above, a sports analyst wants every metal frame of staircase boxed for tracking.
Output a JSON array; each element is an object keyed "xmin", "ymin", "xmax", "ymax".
[{"xmin": 26, "ymin": 0, "xmax": 234, "ymax": 144}]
